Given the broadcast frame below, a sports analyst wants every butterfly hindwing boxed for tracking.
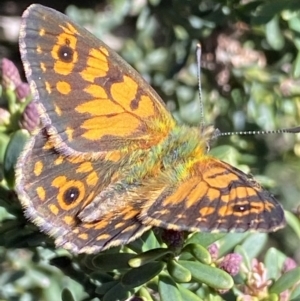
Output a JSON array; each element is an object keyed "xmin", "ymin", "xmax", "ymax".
[
  {"xmin": 15, "ymin": 129, "xmax": 149, "ymax": 253},
  {"xmin": 139, "ymin": 158, "xmax": 285, "ymax": 232}
]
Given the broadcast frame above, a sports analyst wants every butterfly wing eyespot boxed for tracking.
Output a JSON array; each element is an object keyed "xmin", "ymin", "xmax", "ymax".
[
  {"xmin": 63, "ymin": 186, "xmax": 81, "ymax": 205},
  {"xmin": 19, "ymin": 4, "xmax": 175, "ymax": 158},
  {"xmin": 139, "ymin": 158, "xmax": 285, "ymax": 233},
  {"xmin": 232, "ymin": 204, "xmax": 251, "ymax": 212},
  {"xmin": 57, "ymin": 44, "xmax": 75, "ymax": 63}
]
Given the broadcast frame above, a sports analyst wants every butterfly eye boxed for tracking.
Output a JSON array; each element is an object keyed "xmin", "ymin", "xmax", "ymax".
[
  {"xmin": 63, "ymin": 186, "xmax": 80, "ymax": 205},
  {"xmin": 58, "ymin": 44, "xmax": 74, "ymax": 63}
]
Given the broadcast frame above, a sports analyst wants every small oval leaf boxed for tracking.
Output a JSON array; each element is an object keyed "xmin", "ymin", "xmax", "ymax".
[
  {"xmin": 158, "ymin": 274, "xmax": 182, "ymax": 301},
  {"xmin": 5, "ymin": 129, "xmax": 29, "ymax": 187},
  {"xmin": 184, "ymin": 243, "xmax": 211, "ymax": 264},
  {"xmin": 186, "ymin": 233, "xmax": 225, "ymax": 247},
  {"xmin": 129, "ymin": 248, "xmax": 173, "ymax": 267},
  {"xmin": 178, "ymin": 284, "xmax": 204, "ymax": 301},
  {"xmin": 167, "ymin": 259, "xmax": 191, "ymax": 283},
  {"xmin": 179, "ymin": 260, "xmax": 233, "ymax": 290},
  {"xmin": 92, "ymin": 253, "xmax": 136, "ymax": 271},
  {"xmin": 241, "ymin": 233, "xmax": 267, "ymax": 259},
  {"xmin": 61, "ymin": 288, "xmax": 76, "ymax": 301},
  {"xmin": 270, "ymin": 267, "xmax": 300, "ymax": 294},
  {"xmin": 95, "ymin": 280, "xmax": 118, "ymax": 295},
  {"xmin": 138, "ymin": 286, "xmax": 154, "ymax": 301},
  {"xmin": 266, "ymin": 15, "xmax": 285, "ymax": 50},
  {"xmin": 102, "ymin": 282, "xmax": 130, "ymax": 301},
  {"xmin": 122, "ymin": 261, "xmax": 165, "ymax": 289}
]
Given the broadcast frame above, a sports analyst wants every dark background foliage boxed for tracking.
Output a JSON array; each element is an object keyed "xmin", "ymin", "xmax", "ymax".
[{"xmin": 0, "ymin": 0, "xmax": 300, "ymax": 300}]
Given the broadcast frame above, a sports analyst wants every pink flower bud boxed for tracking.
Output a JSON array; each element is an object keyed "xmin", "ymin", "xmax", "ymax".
[
  {"xmin": 208, "ymin": 243, "xmax": 219, "ymax": 261},
  {"xmin": 1, "ymin": 58, "xmax": 22, "ymax": 90},
  {"xmin": 219, "ymin": 253, "xmax": 242, "ymax": 276},
  {"xmin": 16, "ymin": 83, "xmax": 31, "ymax": 102},
  {"xmin": 19, "ymin": 101, "xmax": 40, "ymax": 132},
  {"xmin": 283, "ymin": 257, "xmax": 297, "ymax": 273}
]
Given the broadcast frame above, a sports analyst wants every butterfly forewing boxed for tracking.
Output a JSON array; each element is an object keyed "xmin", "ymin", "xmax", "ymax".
[{"xmin": 19, "ymin": 5, "xmax": 175, "ymax": 157}]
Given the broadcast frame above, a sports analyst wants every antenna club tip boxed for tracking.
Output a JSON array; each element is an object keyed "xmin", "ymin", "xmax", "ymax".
[{"xmin": 197, "ymin": 43, "xmax": 202, "ymax": 49}]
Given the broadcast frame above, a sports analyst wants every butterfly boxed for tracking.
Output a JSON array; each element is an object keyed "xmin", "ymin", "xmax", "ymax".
[{"xmin": 15, "ymin": 4, "xmax": 285, "ymax": 254}]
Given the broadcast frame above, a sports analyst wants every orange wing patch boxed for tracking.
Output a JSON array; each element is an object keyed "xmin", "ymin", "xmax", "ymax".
[
  {"xmin": 80, "ymin": 47, "xmax": 109, "ymax": 81},
  {"xmin": 56, "ymin": 81, "xmax": 71, "ymax": 95}
]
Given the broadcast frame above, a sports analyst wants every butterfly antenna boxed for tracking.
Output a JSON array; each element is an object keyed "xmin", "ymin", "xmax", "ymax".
[
  {"xmin": 196, "ymin": 43, "xmax": 205, "ymax": 130},
  {"xmin": 214, "ymin": 126, "xmax": 300, "ymax": 139}
]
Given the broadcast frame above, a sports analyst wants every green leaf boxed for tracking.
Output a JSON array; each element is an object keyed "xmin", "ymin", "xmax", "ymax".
[
  {"xmin": 185, "ymin": 233, "xmax": 225, "ymax": 247},
  {"xmin": 102, "ymin": 282, "xmax": 130, "ymax": 301},
  {"xmin": 92, "ymin": 253, "xmax": 136, "ymax": 271},
  {"xmin": 167, "ymin": 259, "xmax": 192, "ymax": 283},
  {"xmin": 270, "ymin": 267, "xmax": 300, "ymax": 294},
  {"xmin": 264, "ymin": 248, "xmax": 285, "ymax": 280},
  {"xmin": 61, "ymin": 288, "xmax": 76, "ymax": 301},
  {"xmin": 4, "ymin": 227, "xmax": 40, "ymax": 249},
  {"xmin": 95, "ymin": 280, "xmax": 119, "ymax": 295},
  {"xmin": 177, "ymin": 284, "xmax": 204, "ymax": 301},
  {"xmin": 138, "ymin": 286, "xmax": 154, "ymax": 301},
  {"xmin": 0, "ymin": 132, "xmax": 10, "ymax": 164},
  {"xmin": 122, "ymin": 261, "xmax": 165, "ymax": 289},
  {"xmin": 158, "ymin": 274, "xmax": 182, "ymax": 301},
  {"xmin": 285, "ymin": 210, "xmax": 300, "ymax": 239},
  {"xmin": 129, "ymin": 248, "xmax": 173, "ymax": 267},
  {"xmin": 179, "ymin": 260, "xmax": 233, "ymax": 290},
  {"xmin": 265, "ymin": 15, "xmax": 285, "ymax": 50},
  {"xmin": 293, "ymin": 50, "xmax": 300, "ymax": 78},
  {"xmin": 90, "ymin": 271, "xmax": 115, "ymax": 284},
  {"xmin": 128, "ymin": 230, "xmax": 160, "ymax": 252},
  {"xmin": 183, "ymin": 243, "xmax": 211, "ymax": 264},
  {"xmin": 234, "ymin": 245, "xmax": 251, "ymax": 271},
  {"xmin": 4, "ymin": 129, "xmax": 29, "ymax": 188},
  {"xmin": 251, "ymin": 0, "xmax": 293, "ymax": 25},
  {"xmin": 241, "ymin": 233, "xmax": 267, "ymax": 259},
  {"xmin": 291, "ymin": 282, "xmax": 300, "ymax": 300},
  {"xmin": 218, "ymin": 233, "xmax": 248, "ymax": 256}
]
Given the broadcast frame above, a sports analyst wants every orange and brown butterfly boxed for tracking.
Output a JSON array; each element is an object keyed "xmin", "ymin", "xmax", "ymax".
[{"xmin": 16, "ymin": 4, "xmax": 285, "ymax": 254}]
